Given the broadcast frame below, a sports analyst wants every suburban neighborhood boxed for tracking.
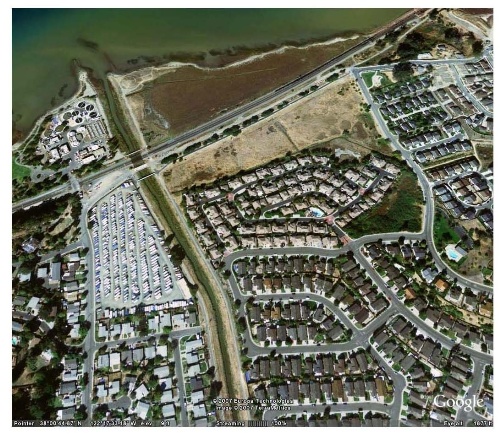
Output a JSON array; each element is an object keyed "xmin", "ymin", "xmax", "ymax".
[{"xmin": 12, "ymin": 8, "xmax": 493, "ymax": 428}]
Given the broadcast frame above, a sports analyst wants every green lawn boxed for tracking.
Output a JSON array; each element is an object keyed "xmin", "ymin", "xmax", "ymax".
[
  {"xmin": 361, "ymin": 71, "xmax": 376, "ymax": 88},
  {"xmin": 434, "ymin": 210, "xmax": 460, "ymax": 250},
  {"xmin": 12, "ymin": 156, "xmax": 31, "ymax": 181}
]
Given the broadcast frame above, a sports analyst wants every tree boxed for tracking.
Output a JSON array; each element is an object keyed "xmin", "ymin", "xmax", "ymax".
[
  {"xmin": 472, "ymin": 40, "xmax": 484, "ymax": 55},
  {"xmin": 393, "ymin": 62, "xmax": 414, "ymax": 82}
]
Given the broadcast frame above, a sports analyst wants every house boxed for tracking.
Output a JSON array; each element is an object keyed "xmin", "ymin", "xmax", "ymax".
[
  {"xmin": 420, "ymin": 339, "xmax": 436, "ymax": 359},
  {"xmin": 57, "ymin": 407, "xmax": 76, "ymax": 421},
  {"xmin": 133, "ymin": 348, "xmax": 144, "ymax": 363},
  {"xmin": 188, "ymin": 376, "xmax": 203, "ymax": 393},
  {"xmin": 426, "ymin": 308, "xmax": 440, "ymax": 324},
  {"xmin": 154, "ymin": 365, "xmax": 170, "ymax": 379},
  {"xmin": 373, "ymin": 330, "xmax": 390, "ymax": 346},
  {"xmin": 59, "ymin": 381, "xmax": 77, "ymax": 395},
  {"xmin": 409, "ymin": 390, "xmax": 427, "ymax": 408},
  {"xmin": 356, "ymin": 352, "xmax": 368, "ymax": 372},
  {"xmin": 421, "ymin": 267, "xmax": 438, "ymax": 283},
  {"xmin": 109, "ymin": 352, "xmax": 121, "ymax": 371},
  {"xmin": 50, "ymin": 262, "xmax": 61, "ymax": 283},
  {"xmin": 370, "ymin": 298, "xmax": 386, "ymax": 313},
  {"xmin": 162, "ymin": 403, "xmax": 176, "ymax": 418},
  {"xmin": 135, "ymin": 383, "xmax": 149, "ymax": 400},
  {"xmin": 135, "ymin": 401, "xmax": 150, "ymax": 420},
  {"xmin": 341, "ymin": 259, "xmax": 357, "ymax": 273},
  {"xmin": 193, "ymin": 403, "xmax": 207, "ymax": 419},
  {"xmin": 97, "ymin": 354, "xmax": 110, "ymax": 369},
  {"xmin": 434, "ymin": 279, "xmax": 449, "ymax": 293},
  {"xmin": 401, "ymin": 354, "xmax": 417, "ymax": 371}
]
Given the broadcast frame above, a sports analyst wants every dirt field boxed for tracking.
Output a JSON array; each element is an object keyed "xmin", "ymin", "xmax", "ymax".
[
  {"xmin": 114, "ymin": 36, "xmax": 362, "ymax": 146},
  {"xmin": 163, "ymin": 76, "xmax": 391, "ymax": 193},
  {"xmin": 474, "ymin": 142, "xmax": 493, "ymax": 170},
  {"xmin": 456, "ymin": 220, "xmax": 493, "ymax": 283}
]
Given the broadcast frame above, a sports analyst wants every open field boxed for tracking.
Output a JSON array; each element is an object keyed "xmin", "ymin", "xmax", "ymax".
[
  {"xmin": 456, "ymin": 236, "xmax": 493, "ymax": 284},
  {"xmin": 453, "ymin": 218, "xmax": 493, "ymax": 284},
  {"xmin": 361, "ymin": 71, "xmax": 393, "ymax": 89},
  {"xmin": 163, "ymin": 76, "xmax": 393, "ymax": 193},
  {"xmin": 115, "ymin": 36, "xmax": 362, "ymax": 146},
  {"xmin": 474, "ymin": 143, "xmax": 493, "ymax": 170},
  {"xmin": 344, "ymin": 168, "xmax": 424, "ymax": 238},
  {"xmin": 361, "ymin": 71, "xmax": 377, "ymax": 88}
]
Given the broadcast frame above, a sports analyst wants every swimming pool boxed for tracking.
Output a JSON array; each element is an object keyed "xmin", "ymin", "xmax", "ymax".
[
  {"xmin": 310, "ymin": 207, "xmax": 325, "ymax": 218},
  {"xmin": 445, "ymin": 244, "xmax": 464, "ymax": 262}
]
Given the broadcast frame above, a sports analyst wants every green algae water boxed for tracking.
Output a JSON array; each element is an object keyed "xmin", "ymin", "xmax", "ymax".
[{"xmin": 12, "ymin": 8, "xmax": 408, "ymax": 138}]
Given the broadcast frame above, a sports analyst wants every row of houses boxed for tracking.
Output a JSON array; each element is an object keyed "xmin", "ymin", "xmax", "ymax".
[
  {"xmin": 250, "ymin": 300, "xmax": 347, "ymax": 344},
  {"xmin": 399, "ymin": 129, "xmax": 443, "ymax": 149},
  {"xmin": 371, "ymin": 76, "xmax": 432, "ymax": 104},
  {"xmin": 251, "ymin": 375, "xmax": 390, "ymax": 405},
  {"xmin": 448, "ymin": 172, "xmax": 492, "ymax": 206},
  {"xmin": 435, "ymin": 85, "xmax": 477, "ymax": 117},
  {"xmin": 414, "ymin": 138, "xmax": 473, "ymax": 164},
  {"xmin": 381, "ymin": 90, "xmax": 438, "ymax": 119},
  {"xmin": 372, "ymin": 319, "xmax": 472, "ymax": 423},
  {"xmin": 235, "ymin": 254, "xmax": 388, "ymax": 326},
  {"xmin": 433, "ymin": 183, "xmax": 478, "ymax": 220},
  {"xmin": 93, "ymin": 340, "xmax": 180, "ymax": 424},
  {"xmin": 277, "ymin": 414, "xmax": 390, "ymax": 427},
  {"xmin": 390, "ymin": 107, "xmax": 449, "ymax": 139},
  {"xmin": 459, "ymin": 58, "xmax": 493, "ymax": 112},
  {"xmin": 56, "ymin": 356, "xmax": 84, "ymax": 420},
  {"xmin": 427, "ymin": 156, "xmax": 479, "ymax": 181},
  {"xmin": 247, "ymin": 351, "xmax": 375, "ymax": 381}
]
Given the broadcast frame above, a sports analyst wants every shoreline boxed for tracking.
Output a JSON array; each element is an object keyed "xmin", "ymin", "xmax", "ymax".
[
  {"xmin": 110, "ymin": 34, "xmax": 361, "ymax": 96},
  {"xmin": 12, "ymin": 70, "xmax": 95, "ymax": 151},
  {"xmin": 13, "ymin": 33, "xmax": 364, "ymax": 145},
  {"xmin": 13, "ymin": 9, "xmax": 413, "ymax": 144}
]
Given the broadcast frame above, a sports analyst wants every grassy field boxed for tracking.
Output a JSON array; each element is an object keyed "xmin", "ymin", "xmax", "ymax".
[
  {"xmin": 344, "ymin": 168, "xmax": 424, "ymax": 238},
  {"xmin": 361, "ymin": 72, "xmax": 376, "ymax": 88},
  {"xmin": 164, "ymin": 77, "xmax": 387, "ymax": 192},
  {"xmin": 12, "ymin": 156, "xmax": 31, "ymax": 181},
  {"xmin": 378, "ymin": 72, "xmax": 393, "ymax": 87},
  {"xmin": 475, "ymin": 144, "xmax": 493, "ymax": 170},
  {"xmin": 434, "ymin": 209, "xmax": 460, "ymax": 251}
]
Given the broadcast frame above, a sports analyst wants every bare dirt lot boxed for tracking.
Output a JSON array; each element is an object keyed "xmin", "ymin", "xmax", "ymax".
[
  {"xmin": 474, "ymin": 142, "xmax": 493, "ymax": 170},
  {"xmin": 456, "ymin": 219, "xmax": 493, "ymax": 283},
  {"xmin": 115, "ymin": 37, "xmax": 362, "ymax": 146},
  {"xmin": 163, "ymin": 76, "xmax": 391, "ymax": 193}
]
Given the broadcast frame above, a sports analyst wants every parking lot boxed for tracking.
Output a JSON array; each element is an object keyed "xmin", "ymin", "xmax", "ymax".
[{"xmin": 89, "ymin": 182, "xmax": 183, "ymax": 307}]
